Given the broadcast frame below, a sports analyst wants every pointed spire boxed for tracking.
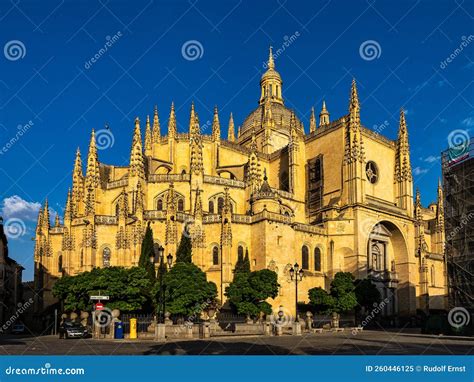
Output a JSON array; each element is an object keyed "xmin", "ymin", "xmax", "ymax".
[
  {"xmin": 237, "ymin": 125, "xmax": 241, "ymax": 139},
  {"xmin": 267, "ymin": 46, "xmax": 275, "ymax": 69},
  {"xmin": 395, "ymin": 108, "xmax": 412, "ymax": 182},
  {"xmin": 437, "ymin": 179, "xmax": 444, "ymax": 225},
  {"xmin": 309, "ymin": 107, "xmax": 316, "ymax": 133},
  {"xmin": 43, "ymin": 198, "xmax": 50, "ymax": 230},
  {"xmin": 415, "ymin": 188, "xmax": 422, "ymax": 220},
  {"xmin": 152, "ymin": 105, "xmax": 160, "ymax": 143},
  {"xmin": 135, "ymin": 181, "xmax": 144, "ymax": 214},
  {"xmin": 350, "ymin": 79, "xmax": 359, "ymax": 112},
  {"xmin": 319, "ymin": 100, "xmax": 330, "ymax": 126},
  {"xmin": 118, "ymin": 188, "xmax": 128, "ymax": 219},
  {"xmin": 72, "ymin": 147, "xmax": 84, "ymax": 203},
  {"xmin": 189, "ymin": 102, "xmax": 196, "ymax": 134},
  {"xmin": 290, "ymin": 110, "xmax": 298, "ymax": 143},
  {"xmin": 64, "ymin": 188, "xmax": 73, "ymax": 221},
  {"xmin": 35, "ymin": 207, "xmax": 43, "ymax": 235},
  {"xmin": 85, "ymin": 130, "xmax": 100, "ymax": 189},
  {"xmin": 145, "ymin": 115, "xmax": 152, "ymax": 153},
  {"xmin": 194, "ymin": 187, "xmax": 203, "ymax": 221},
  {"xmin": 212, "ymin": 106, "xmax": 221, "ymax": 141},
  {"xmin": 54, "ymin": 213, "xmax": 60, "ymax": 227},
  {"xmin": 129, "ymin": 118, "xmax": 145, "ymax": 179},
  {"xmin": 228, "ymin": 113, "xmax": 235, "ymax": 142},
  {"xmin": 168, "ymin": 102, "xmax": 177, "ymax": 138}
]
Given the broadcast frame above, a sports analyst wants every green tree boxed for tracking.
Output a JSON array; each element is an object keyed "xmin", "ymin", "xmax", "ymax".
[
  {"xmin": 175, "ymin": 231, "xmax": 192, "ymax": 263},
  {"xmin": 225, "ymin": 269, "xmax": 279, "ymax": 318},
  {"xmin": 52, "ymin": 267, "xmax": 153, "ymax": 312},
  {"xmin": 139, "ymin": 223, "xmax": 156, "ymax": 279},
  {"xmin": 163, "ymin": 262, "xmax": 217, "ymax": 316},
  {"xmin": 354, "ymin": 278, "xmax": 381, "ymax": 311},
  {"xmin": 308, "ymin": 272, "xmax": 358, "ymax": 315}
]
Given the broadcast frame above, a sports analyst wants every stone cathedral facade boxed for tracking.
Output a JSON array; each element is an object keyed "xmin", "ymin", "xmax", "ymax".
[{"xmin": 34, "ymin": 49, "xmax": 447, "ymax": 317}]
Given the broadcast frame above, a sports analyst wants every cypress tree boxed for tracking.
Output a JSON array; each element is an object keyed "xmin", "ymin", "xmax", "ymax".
[
  {"xmin": 175, "ymin": 231, "xmax": 192, "ymax": 263},
  {"xmin": 139, "ymin": 222, "xmax": 156, "ymax": 279}
]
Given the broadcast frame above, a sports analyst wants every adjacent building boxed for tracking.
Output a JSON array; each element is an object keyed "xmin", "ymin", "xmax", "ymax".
[
  {"xmin": 442, "ymin": 136, "xmax": 474, "ymax": 312},
  {"xmin": 34, "ymin": 48, "xmax": 447, "ymax": 317},
  {"xmin": 0, "ymin": 217, "xmax": 24, "ymax": 327}
]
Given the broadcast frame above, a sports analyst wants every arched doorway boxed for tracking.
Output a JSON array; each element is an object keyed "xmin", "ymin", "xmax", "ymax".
[{"xmin": 366, "ymin": 221, "xmax": 408, "ymax": 317}]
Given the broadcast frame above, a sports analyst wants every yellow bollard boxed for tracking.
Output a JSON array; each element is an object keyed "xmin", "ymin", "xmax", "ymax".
[{"xmin": 130, "ymin": 318, "xmax": 137, "ymax": 339}]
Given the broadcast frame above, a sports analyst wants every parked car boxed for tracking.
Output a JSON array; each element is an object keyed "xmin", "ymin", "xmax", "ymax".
[
  {"xmin": 59, "ymin": 321, "xmax": 88, "ymax": 339},
  {"xmin": 11, "ymin": 323, "xmax": 25, "ymax": 334}
]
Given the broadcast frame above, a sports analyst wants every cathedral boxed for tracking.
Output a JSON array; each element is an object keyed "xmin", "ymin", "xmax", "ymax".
[{"xmin": 34, "ymin": 48, "xmax": 447, "ymax": 317}]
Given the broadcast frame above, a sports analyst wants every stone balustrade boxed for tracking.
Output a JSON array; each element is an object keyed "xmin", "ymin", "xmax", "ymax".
[
  {"xmin": 148, "ymin": 173, "xmax": 191, "ymax": 183},
  {"xmin": 203, "ymin": 175, "xmax": 245, "ymax": 188},
  {"xmin": 107, "ymin": 178, "xmax": 129, "ymax": 189},
  {"xmin": 95, "ymin": 215, "xmax": 118, "ymax": 225}
]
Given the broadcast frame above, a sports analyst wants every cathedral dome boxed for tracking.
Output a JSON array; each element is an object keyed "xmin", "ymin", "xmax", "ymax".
[
  {"xmin": 239, "ymin": 47, "xmax": 304, "ymax": 139},
  {"xmin": 240, "ymin": 102, "xmax": 304, "ymax": 137}
]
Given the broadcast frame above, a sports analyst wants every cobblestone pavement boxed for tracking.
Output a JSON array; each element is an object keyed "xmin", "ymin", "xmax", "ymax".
[{"xmin": 1, "ymin": 331, "xmax": 472, "ymax": 355}]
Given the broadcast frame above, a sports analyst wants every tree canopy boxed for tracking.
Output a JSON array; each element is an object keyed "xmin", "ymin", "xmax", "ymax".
[
  {"xmin": 163, "ymin": 262, "xmax": 217, "ymax": 316},
  {"xmin": 52, "ymin": 266, "xmax": 153, "ymax": 312},
  {"xmin": 354, "ymin": 278, "xmax": 381, "ymax": 311},
  {"xmin": 308, "ymin": 272, "xmax": 358, "ymax": 314},
  {"xmin": 225, "ymin": 269, "xmax": 279, "ymax": 318}
]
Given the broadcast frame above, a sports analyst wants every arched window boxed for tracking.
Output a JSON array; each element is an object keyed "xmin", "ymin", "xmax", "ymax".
[
  {"xmin": 431, "ymin": 265, "xmax": 435, "ymax": 286},
  {"xmin": 314, "ymin": 248, "xmax": 321, "ymax": 272},
  {"xmin": 209, "ymin": 201, "xmax": 214, "ymax": 214},
  {"xmin": 103, "ymin": 247, "xmax": 111, "ymax": 267},
  {"xmin": 177, "ymin": 199, "xmax": 184, "ymax": 212},
  {"xmin": 58, "ymin": 254, "xmax": 63, "ymax": 273},
  {"xmin": 80, "ymin": 250, "xmax": 84, "ymax": 267},
  {"xmin": 115, "ymin": 204, "xmax": 119, "ymax": 216},
  {"xmin": 181, "ymin": 169, "xmax": 186, "ymax": 175},
  {"xmin": 302, "ymin": 246, "xmax": 309, "ymax": 270},
  {"xmin": 212, "ymin": 246, "xmax": 219, "ymax": 265},
  {"xmin": 157, "ymin": 199, "xmax": 163, "ymax": 211},
  {"xmin": 217, "ymin": 197, "xmax": 224, "ymax": 214},
  {"xmin": 238, "ymin": 245, "xmax": 244, "ymax": 261}
]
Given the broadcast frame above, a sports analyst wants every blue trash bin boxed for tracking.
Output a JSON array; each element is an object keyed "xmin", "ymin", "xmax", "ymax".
[{"xmin": 114, "ymin": 321, "xmax": 124, "ymax": 339}]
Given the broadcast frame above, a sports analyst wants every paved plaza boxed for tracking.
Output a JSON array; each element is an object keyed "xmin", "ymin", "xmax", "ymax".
[{"xmin": 0, "ymin": 331, "xmax": 472, "ymax": 355}]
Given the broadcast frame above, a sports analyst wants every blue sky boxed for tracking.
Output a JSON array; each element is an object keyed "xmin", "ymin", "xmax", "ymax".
[{"xmin": 0, "ymin": 0, "xmax": 472, "ymax": 280}]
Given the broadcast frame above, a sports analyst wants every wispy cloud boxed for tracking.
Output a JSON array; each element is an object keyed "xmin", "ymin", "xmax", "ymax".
[
  {"xmin": 413, "ymin": 167, "xmax": 429, "ymax": 176},
  {"xmin": 422, "ymin": 155, "xmax": 440, "ymax": 163},
  {"xmin": 461, "ymin": 117, "xmax": 474, "ymax": 127}
]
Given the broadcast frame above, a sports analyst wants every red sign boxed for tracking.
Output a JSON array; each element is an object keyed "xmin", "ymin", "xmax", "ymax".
[{"xmin": 95, "ymin": 302, "xmax": 104, "ymax": 311}]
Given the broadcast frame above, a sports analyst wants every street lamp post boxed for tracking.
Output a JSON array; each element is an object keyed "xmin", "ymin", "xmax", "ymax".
[{"xmin": 289, "ymin": 262, "xmax": 304, "ymax": 322}]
